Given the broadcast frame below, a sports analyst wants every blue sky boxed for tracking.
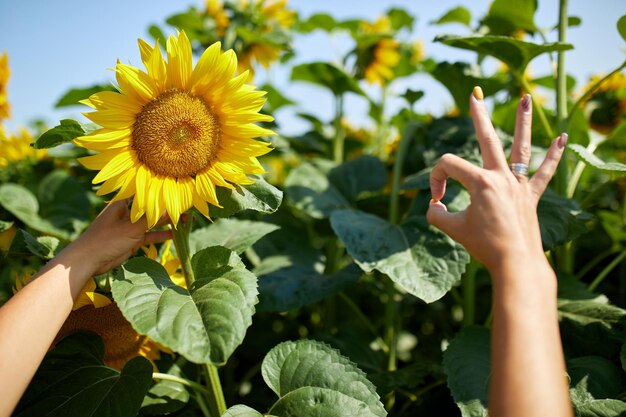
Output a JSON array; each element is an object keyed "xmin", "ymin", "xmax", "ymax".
[{"xmin": 0, "ymin": 0, "xmax": 624, "ymax": 135}]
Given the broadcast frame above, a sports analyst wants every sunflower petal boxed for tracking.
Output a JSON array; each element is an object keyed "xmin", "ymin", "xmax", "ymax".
[
  {"xmin": 88, "ymin": 91, "xmax": 142, "ymax": 114},
  {"xmin": 146, "ymin": 176, "xmax": 165, "ymax": 228},
  {"xmin": 166, "ymin": 32, "xmax": 192, "ymax": 90},
  {"xmin": 83, "ymin": 109, "xmax": 136, "ymax": 130},
  {"xmin": 74, "ymin": 129, "xmax": 131, "ymax": 152},
  {"xmin": 116, "ymin": 63, "xmax": 158, "ymax": 104},
  {"xmin": 163, "ymin": 177, "xmax": 183, "ymax": 226},
  {"xmin": 93, "ymin": 150, "xmax": 136, "ymax": 184},
  {"xmin": 190, "ymin": 42, "xmax": 222, "ymax": 90},
  {"xmin": 195, "ymin": 172, "xmax": 221, "ymax": 207},
  {"xmin": 78, "ymin": 148, "xmax": 123, "ymax": 170}
]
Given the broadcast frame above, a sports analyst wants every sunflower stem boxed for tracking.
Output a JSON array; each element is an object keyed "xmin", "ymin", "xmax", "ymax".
[
  {"xmin": 171, "ymin": 218, "xmax": 195, "ymax": 287},
  {"xmin": 152, "ymin": 372, "xmax": 212, "ymax": 397},
  {"xmin": 204, "ymin": 363, "xmax": 227, "ymax": 417},
  {"xmin": 333, "ymin": 94, "xmax": 345, "ymax": 164}
]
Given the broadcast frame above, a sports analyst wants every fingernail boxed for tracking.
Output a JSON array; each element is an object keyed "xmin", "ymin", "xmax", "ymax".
[
  {"xmin": 430, "ymin": 198, "xmax": 438, "ymax": 205},
  {"xmin": 521, "ymin": 94, "xmax": 531, "ymax": 111},
  {"xmin": 472, "ymin": 86, "xmax": 484, "ymax": 100},
  {"xmin": 558, "ymin": 133, "xmax": 568, "ymax": 149}
]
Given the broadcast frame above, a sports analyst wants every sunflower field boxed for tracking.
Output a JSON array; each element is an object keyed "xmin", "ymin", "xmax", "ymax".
[{"xmin": 1, "ymin": 0, "xmax": 626, "ymax": 416}]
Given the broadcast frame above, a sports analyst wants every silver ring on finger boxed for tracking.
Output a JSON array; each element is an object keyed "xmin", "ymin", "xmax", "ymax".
[{"xmin": 509, "ymin": 162, "xmax": 529, "ymax": 177}]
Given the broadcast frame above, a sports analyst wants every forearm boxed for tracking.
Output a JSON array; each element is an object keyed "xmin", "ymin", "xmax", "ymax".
[
  {"xmin": 488, "ymin": 257, "xmax": 572, "ymax": 417},
  {"xmin": 0, "ymin": 244, "xmax": 95, "ymax": 417}
]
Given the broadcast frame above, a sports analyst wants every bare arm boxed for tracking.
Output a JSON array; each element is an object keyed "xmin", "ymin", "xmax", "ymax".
[
  {"xmin": 426, "ymin": 88, "xmax": 572, "ymax": 417},
  {"xmin": 0, "ymin": 200, "xmax": 171, "ymax": 417}
]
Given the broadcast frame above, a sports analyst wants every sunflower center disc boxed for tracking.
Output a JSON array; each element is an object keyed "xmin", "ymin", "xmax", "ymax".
[{"xmin": 131, "ymin": 90, "xmax": 221, "ymax": 178}]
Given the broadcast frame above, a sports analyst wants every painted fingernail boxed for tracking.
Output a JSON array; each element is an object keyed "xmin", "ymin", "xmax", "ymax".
[
  {"xmin": 472, "ymin": 86, "xmax": 484, "ymax": 100},
  {"xmin": 521, "ymin": 94, "xmax": 531, "ymax": 111},
  {"xmin": 558, "ymin": 133, "xmax": 568, "ymax": 149}
]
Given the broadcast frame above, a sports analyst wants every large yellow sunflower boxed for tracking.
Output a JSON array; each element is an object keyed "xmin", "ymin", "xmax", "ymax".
[
  {"xmin": 0, "ymin": 51, "xmax": 10, "ymax": 121},
  {"xmin": 74, "ymin": 32, "xmax": 274, "ymax": 228}
]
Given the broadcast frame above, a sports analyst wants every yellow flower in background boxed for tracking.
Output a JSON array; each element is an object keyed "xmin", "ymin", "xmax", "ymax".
[
  {"xmin": 206, "ymin": 0, "xmax": 230, "ymax": 36},
  {"xmin": 0, "ymin": 52, "xmax": 10, "ymax": 121},
  {"xmin": 54, "ymin": 303, "xmax": 167, "ymax": 370},
  {"xmin": 261, "ymin": 0, "xmax": 296, "ymax": 29},
  {"xmin": 410, "ymin": 40, "xmax": 425, "ymax": 65},
  {"xmin": 583, "ymin": 72, "xmax": 626, "ymax": 133},
  {"xmin": 0, "ymin": 127, "xmax": 47, "ymax": 168},
  {"xmin": 74, "ymin": 32, "xmax": 273, "ymax": 228},
  {"xmin": 238, "ymin": 43, "xmax": 281, "ymax": 76},
  {"xmin": 143, "ymin": 241, "xmax": 186, "ymax": 288},
  {"xmin": 360, "ymin": 17, "xmax": 400, "ymax": 86},
  {"xmin": 0, "ymin": 225, "xmax": 16, "ymax": 253}
]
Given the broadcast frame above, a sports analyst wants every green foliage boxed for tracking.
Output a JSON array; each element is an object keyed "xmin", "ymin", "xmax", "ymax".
[
  {"xmin": 55, "ymin": 84, "xmax": 117, "ymax": 108},
  {"xmin": 112, "ymin": 249, "xmax": 258, "ymax": 365},
  {"xmin": 33, "ymin": 119, "xmax": 85, "ymax": 149},
  {"xmin": 190, "ymin": 219, "xmax": 279, "ymax": 255},
  {"xmin": 210, "ymin": 177, "xmax": 283, "ymax": 218},
  {"xmin": 569, "ymin": 144, "xmax": 626, "ymax": 174},
  {"xmin": 291, "ymin": 62, "xmax": 365, "ymax": 97},
  {"xmin": 14, "ymin": 333, "xmax": 153, "ymax": 417},
  {"xmin": 482, "ymin": 0, "xmax": 537, "ymax": 34},
  {"xmin": 618, "ymin": 15, "xmax": 626, "ymax": 42},
  {"xmin": 432, "ymin": 6, "xmax": 471, "ymax": 27},
  {"xmin": 537, "ymin": 189, "xmax": 593, "ymax": 250}
]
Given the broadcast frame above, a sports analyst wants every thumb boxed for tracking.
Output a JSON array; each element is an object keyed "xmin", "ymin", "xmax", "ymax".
[{"xmin": 426, "ymin": 199, "xmax": 465, "ymax": 243}]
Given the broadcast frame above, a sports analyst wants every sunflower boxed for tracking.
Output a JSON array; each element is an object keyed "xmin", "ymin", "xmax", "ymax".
[
  {"xmin": 206, "ymin": 0, "xmax": 230, "ymax": 36},
  {"xmin": 359, "ymin": 17, "xmax": 400, "ymax": 86},
  {"xmin": 74, "ymin": 32, "xmax": 273, "ymax": 228},
  {"xmin": 0, "ymin": 51, "xmax": 9, "ymax": 121},
  {"xmin": 0, "ymin": 127, "xmax": 47, "ymax": 168},
  {"xmin": 54, "ymin": 303, "xmax": 167, "ymax": 370},
  {"xmin": 261, "ymin": 0, "xmax": 297, "ymax": 29},
  {"xmin": 582, "ymin": 71, "xmax": 626, "ymax": 133}
]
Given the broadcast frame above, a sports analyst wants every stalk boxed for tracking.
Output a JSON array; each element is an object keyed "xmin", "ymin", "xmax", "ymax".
[
  {"xmin": 588, "ymin": 249, "xmax": 626, "ymax": 292},
  {"xmin": 554, "ymin": 0, "xmax": 570, "ymax": 197},
  {"xmin": 376, "ymin": 86, "xmax": 389, "ymax": 159},
  {"xmin": 152, "ymin": 373, "xmax": 211, "ymax": 397},
  {"xmin": 172, "ymin": 217, "xmax": 226, "ymax": 417},
  {"xmin": 462, "ymin": 259, "xmax": 479, "ymax": 327},
  {"xmin": 333, "ymin": 94, "xmax": 345, "ymax": 164}
]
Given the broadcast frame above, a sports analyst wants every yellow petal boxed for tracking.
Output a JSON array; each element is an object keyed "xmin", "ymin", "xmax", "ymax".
[
  {"xmin": 87, "ymin": 91, "xmax": 142, "ymax": 114},
  {"xmin": 78, "ymin": 148, "xmax": 123, "ymax": 170},
  {"xmin": 131, "ymin": 194, "xmax": 145, "ymax": 223},
  {"xmin": 116, "ymin": 62, "xmax": 157, "ymax": 104},
  {"xmin": 83, "ymin": 109, "xmax": 136, "ymax": 130},
  {"xmin": 195, "ymin": 172, "xmax": 221, "ymax": 207},
  {"xmin": 74, "ymin": 129, "xmax": 131, "ymax": 152},
  {"xmin": 190, "ymin": 41, "xmax": 222, "ymax": 91},
  {"xmin": 163, "ymin": 177, "xmax": 182, "ymax": 226},
  {"xmin": 222, "ymin": 123, "xmax": 275, "ymax": 139},
  {"xmin": 135, "ymin": 164, "xmax": 151, "ymax": 216},
  {"xmin": 93, "ymin": 151, "xmax": 136, "ymax": 184},
  {"xmin": 146, "ymin": 176, "xmax": 165, "ymax": 228},
  {"xmin": 192, "ymin": 190, "xmax": 210, "ymax": 219},
  {"xmin": 138, "ymin": 38, "xmax": 154, "ymax": 67},
  {"xmin": 166, "ymin": 32, "xmax": 192, "ymax": 90}
]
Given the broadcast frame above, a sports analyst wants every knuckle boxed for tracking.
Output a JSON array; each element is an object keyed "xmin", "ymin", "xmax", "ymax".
[{"xmin": 440, "ymin": 153, "xmax": 455, "ymax": 164}]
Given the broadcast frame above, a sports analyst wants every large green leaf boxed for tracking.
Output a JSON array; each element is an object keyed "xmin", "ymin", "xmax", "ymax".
[
  {"xmin": 262, "ymin": 340, "xmax": 386, "ymax": 417},
  {"xmin": 223, "ymin": 405, "xmax": 266, "ymax": 417},
  {"xmin": 210, "ymin": 176, "xmax": 283, "ymax": 218},
  {"xmin": 285, "ymin": 161, "xmax": 350, "ymax": 219},
  {"xmin": 38, "ymin": 169, "xmax": 91, "ymax": 234},
  {"xmin": 112, "ymin": 248, "xmax": 258, "ymax": 364},
  {"xmin": 435, "ymin": 35, "xmax": 573, "ymax": 73},
  {"xmin": 33, "ymin": 119, "xmax": 85, "ymax": 149},
  {"xmin": 429, "ymin": 62, "xmax": 508, "ymax": 114},
  {"xmin": 570, "ymin": 373, "xmax": 626, "ymax": 417},
  {"xmin": 257, "ymin": 264, "xmax": 362, "ymax": 312},
  {"xmin": 618, "ymin": 14, "xmax": 626, "ymax": 42},
  {"xmin": 567, "ymin": 356, "xmax": 625, "ymax": 400},
  {"xmin": 260, "ymin": 83, "xmax": 295, "ymax": 113},
  {"xmin": 190, "ymin": 219, "xmax": 279, "ymax": 255},
  {"xmin": 537, "ymin": 188, "xmax": 592, "ymax": 250},
  {"xmin": 558, "ymin": 300, "xmax": 626, "ymax": 358},
  {"xmin": 285, "ymin": 157, "xmax": 387, "ymax": 219},
  {"xmin": 569, "ymin": 144, "xmax": 626, "ymax": 174},
  {"xmin": 432, "ymin": 6, "xmax": 471, "ymax": 27},
  {"xmin": 21, "ymin": 230, "xmax": 61, "ymax": 259},
  {"xmin": 297, "ymin": 13, "xmax": 338, "ymax": 33},
  {"xmin": 0, "ymin": 183, "xmax": 69, "ymax": 239},
  {"xmin": 291, "ymin": 62, "xmax": 365, "ymax": 97},
  {"xmin": 55, "ymin": 84, "xmax": 117, "ymax": 108},
  {"xmin": 387, "ymin": 8, "xmax": 414, "ymax": 31},
  {"xmin": 442, "ymin": 327, "xmax": 491, "ymax": 417},
  {"xmin": 482, "ymin": 0, "xmax": 537, "ymax": 34},
  {"xmin": 15, "ymin": 333, "xmax": 153, "ymax": 417},
  {"xmin": 330, "ymin": 209, "xmax": 469, "ymax": 303}
]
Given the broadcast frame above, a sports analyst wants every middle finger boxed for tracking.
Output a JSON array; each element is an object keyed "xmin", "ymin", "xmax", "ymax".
[{"xmin": 511, "ymin": 94, "xmax": 533, "ymax": 166}]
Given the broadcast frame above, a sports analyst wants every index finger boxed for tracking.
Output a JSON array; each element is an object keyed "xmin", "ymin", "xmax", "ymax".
[
  {"xmin": 469, "ymin": 87, "xmax": 508, "ymax": 171},
  {"xmin": 430, "ymin": 153, "xmax": 482, "ymax": 201}
]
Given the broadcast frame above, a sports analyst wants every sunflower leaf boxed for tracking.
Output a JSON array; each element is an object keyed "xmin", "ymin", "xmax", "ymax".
[
  {"xmin": 14, "ymin": 332, "xmax": 153, "ymax": 417},
  {"xmin": 211, "ymin": 177, "xmax": 283, "ymax": 218},
  {"xmin": 112, "ymin": 247, "xmax": 258, "ymax": 365},
  {"xmin": 55, "ymin": 84, "xmax": 117, "ymax": 108},
  {"xmin": 262, "ymin": 340, "xmax": 386, "ymax": 417},
  {"xmin": 443, "ymin": 327, "xmax": 491, "ymax": 417},
  {"xmin": 291, "ymin": 62, "xmax": 366, "ymax": 97},
  {"xmin": 434, "ymin": 35, "xmax": 572, "ymax": 73},
  {"xmin": 568, "ymin": 144, "xmax": 626, "ymax": 174},
  {"xmin": 190, "ymin": 218, "xmax": 279, "ymax": 255},
  {"xmin": 330, "ymin": 209, "xmax": 469, "ymax": 303},
  {"xmin": 33, "ymin": 119, "xmax": 85, "ymax": 149},
  {"xmin": 223, "ymin": 405, "xmax": 266, "ymax": 417},
  {"xmin": 432, "ymin": 6, "xmax": 472, "ymax": 27}
]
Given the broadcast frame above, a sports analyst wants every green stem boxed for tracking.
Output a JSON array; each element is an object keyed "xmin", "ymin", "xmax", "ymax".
[
  {"xmin": 204, "ymin": 364, "xmax": 227, "ymax": 417},
  {"xmin": 566, "ymin": 140, "xmax": 599, "ymax": 198},
  {"xmin": 588, "ymin": 249, "xmax": 626, "ymax": 292},
  {"xmin": 389, "ymin": 124, "xmax": 418, "ymax": 225},
  {"xmin": 462, "ymin": 259, "xmax": 479, "ymax": 327},
  {"xmin": 333, "ymin": 94, "xmax": 345, "ymax": 164},
  {"xmin": 383, "ymin": 277, "xmax": 398, "ymax": 373},
  {"xmin": 377, "ymin": 86, "xmax": 389, "ymax": 159},
  {"xmin": 152, "ymin": 372, "xmax": 212, "ymax": 397},
  {"xmin": 575, "ymin": 248, "xmax": 620, "ymax": 280},
  {"xmin": 338, "ymin": 292, "xmax": 389, "ymax": 353},
  {"xmin": 567, "ymin": 60, "xmax": 626, "ymax": 123},
  {"xmin": 171, "ymin": 220, "xmax": 195, "ymax": 287}
]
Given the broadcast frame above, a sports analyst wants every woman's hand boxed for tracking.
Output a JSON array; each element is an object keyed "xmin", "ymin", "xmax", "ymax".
[
  {"xmin": 426, "ymin": 87, "xmax": 567, "ymax": 274},
  {"xmin": 65, "ymin": 199, "xmax": 172, "ymax": 276}
]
